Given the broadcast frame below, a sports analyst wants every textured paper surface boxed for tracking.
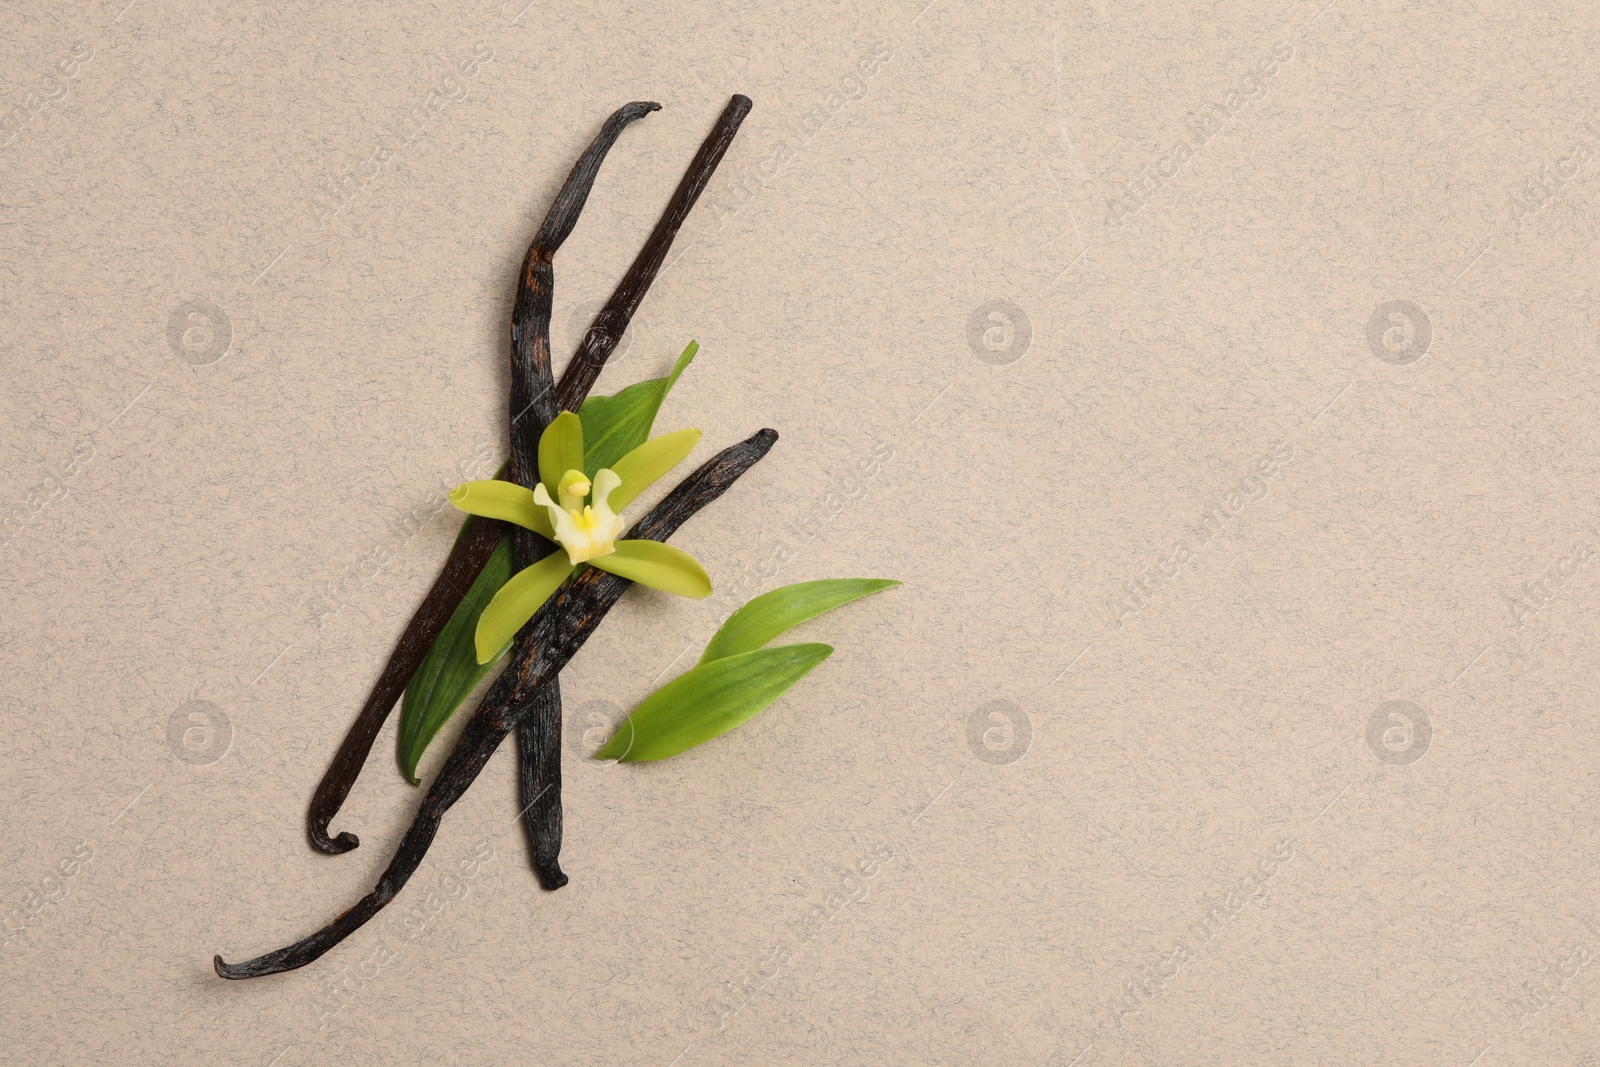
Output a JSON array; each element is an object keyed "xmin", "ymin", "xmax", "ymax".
[{"xmin": 3, "ymin": 0, "xmax": 1599, "ymax": 1063}]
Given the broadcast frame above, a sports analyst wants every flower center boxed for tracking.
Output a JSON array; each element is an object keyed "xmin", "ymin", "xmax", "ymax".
[{"xmin": 534, "ymin": 467, "xmax": 624, "ymax": 566}]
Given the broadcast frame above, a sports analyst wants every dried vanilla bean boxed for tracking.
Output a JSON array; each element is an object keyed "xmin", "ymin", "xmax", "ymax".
[
  {"xmin": 515, "ymin": 687, "xmax": 566, "ymax": 887},
  {"xmin": 514, "ymin": 92, "xmax": 753, "ymax": 888},
  {"xmin": 503, "ymin": 101, "xmax": 662, "ymax": 888},
  {"xmin": 510, "ymin": 100, "xmax": 661, "ymax": 468},
  {"xmin": 306, "ymin": 97, "xmax": 751, "ymax": 860},
  {"xmin": 306, "ymin": 517, "xmax": 504, "ymax": 853},
  {"xmin": 306, "ymin": 102, "xmax": 656, "ymax": 854},
  {"xmin": 216, "ymin": 428, "xmax": 777, "ymax": 979},
  {"xmin": 554, "ymin": 93, "xmax": 752, "ymax": 412}
]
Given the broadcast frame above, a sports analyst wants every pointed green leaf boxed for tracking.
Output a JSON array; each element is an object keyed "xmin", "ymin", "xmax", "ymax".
[
  {"xmin": 699, "ymin": 578, "xmax": 901, "ymax": 664},
  {"xmin": 397, "ymin": 530, "xmax": 518, "ymax": 784},
  {"xmin": 608, "ymin": 427, "xmax": 701, "ymax": 510},
  {"xmin": 596, "ymin": 643, "xmax": 833, "ymax": 761},
  {"xmin": 447, "ymin": 479, "xmax": 554, "ymax": 539},
  {"xmin": 538, "ymin": 411, "xmax": 584, "ymax": 498},
  {"xmin": 474, "ymin": 551, "xmax": 575, "ymax": 663},
  {"xmin": 590, "ymin": 540, "xmax": 711, "ymax": 598},
  {"xmin": 579, "ymin": 340, "xmax": 697, "ymax": 477}
]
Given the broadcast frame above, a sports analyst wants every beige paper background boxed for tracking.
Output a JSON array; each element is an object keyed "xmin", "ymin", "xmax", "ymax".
[{"xmin": 4, "ymin": 0, "xmax": 1599, "ymax": 1062}]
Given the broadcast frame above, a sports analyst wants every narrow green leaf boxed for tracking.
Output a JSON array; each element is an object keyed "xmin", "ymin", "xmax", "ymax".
[
  {"xmin": 579, "ymin": 340, "xmax": 697, "ymax": 477},
  {"xmin": 608, "ymin": 427, "xmax": 701, "ymax": 510},
  {"xmin": 538, "ymin": 411, "xmax": 584, "ymax": 498},
  {"xmin": 397, "ymin": 530, "xmax": 516, "ymax": 784},
  {"xmin": 590, "ymin": 539, "xmax": 711, "ymax": 598},
  {"xmin": 700, "ymin": 578, "xmax": 901, "ymax": 664},
  {"xmin": 596, "ymin": 643, "xmax": 833, "ymax": 761}
]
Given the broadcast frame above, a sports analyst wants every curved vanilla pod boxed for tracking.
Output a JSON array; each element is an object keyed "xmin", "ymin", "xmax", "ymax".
[
  {"xmin": 305, "ymin": 101, "xmax": 657, "ymax": 855},
  {"xmin": 217, "ymin": 429, "xmax": 777, "ymax": 979},
  {"xmin": 510, "ymin": 93, "xmax": 751, "ymax": 888},
  {"xmin": 305, "ymin": 97, "xmax": 752, "ymax": 860}
]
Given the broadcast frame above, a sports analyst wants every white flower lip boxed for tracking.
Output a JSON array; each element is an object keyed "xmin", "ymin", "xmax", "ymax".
[{"xmin": 534, "ymin": 467, "xmax": 624, "ymax": 566}]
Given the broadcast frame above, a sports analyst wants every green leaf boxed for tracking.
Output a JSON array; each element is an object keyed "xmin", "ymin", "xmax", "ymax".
[
  {"xmin": 475, "ymin": 551, "xmax": 576, "ymax": 663},
  {"xmin": 596, "ymin": 643, "xmax": 833, "ymax": 761},
  {"xmin": 608, "ymin": 427, "xmax": 701, "ymax": 510},
  {"xmin": 590, "ymin": 539, "xmax": 711, "ymax": 598},
  {"xmin": 699, "ymin": 578, "xmax": 901, "ymax": 664},
  {"xmin": 397, "ymin": 531, "xmax": 517, "ymax": 784},
  {"xmin": 538, "ymin": 411, "xmax": 584, "ymax": 498},
  {"xmin": 579, "ymin": 340, "xmax": 697, "ymax": 477}
]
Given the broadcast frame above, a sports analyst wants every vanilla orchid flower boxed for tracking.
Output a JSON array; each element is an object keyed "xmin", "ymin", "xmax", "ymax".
[
  {"xmin": 533, "ymin": 468, "xmax": 623, "ymax": 565},
  {"xmin": 448, "ymin": 412, "xmax": 710, "ymax": 663}
]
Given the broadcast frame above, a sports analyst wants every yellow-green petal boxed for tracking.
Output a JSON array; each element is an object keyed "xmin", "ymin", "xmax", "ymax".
[
  {"xmin": 590, "ymin": 539, "xmax": 712, "ymax": 598},
  {"xmin": 608, "ymin": 427, "xmax": 702, "ymax": 510},
  {"xmin": 473, "ymin": 552, "xmax": 575, "ymax": 663},
  {"xmin": 538, "ymin": 411, "xmax": 585, "ymax": 499},
  {"xmin": 447, "ymin": 480, "xmax": 554, "ymax": 539}
]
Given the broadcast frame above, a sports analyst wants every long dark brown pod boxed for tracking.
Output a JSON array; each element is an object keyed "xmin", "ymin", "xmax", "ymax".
[
  {"xmin": 503, "ymin": 101, "xmax": 662, "ymax": 888},
  {"xmin": 555, "ymin": 94, "xmax": 752, "ymax": 413},
  {"xmin": 510, "ymin": 100, "xmax": 661, "ymax": 465},
  {"xmin": 303, "ymin": 102, "xmax": 662, "ymax": 855},
  {"xmin": 304, "ymin": 95, "xmax": 753, "ymax": 862},
  {"xmin": 306, "ymin": 517, "xmax": 505, "ymax": 853},
  {"xmin": 514, "ymin": 691, "xmax": 567, "ymax": 887},
  {"xmin": 513, "ymin": 92, "xmax": 754, "ymax": 886},
  {"xmin": 216, "ymin": 428, "xmax": 778, "ymax": 979}
]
